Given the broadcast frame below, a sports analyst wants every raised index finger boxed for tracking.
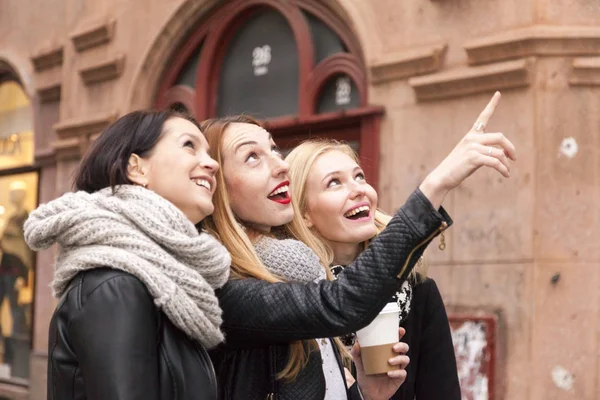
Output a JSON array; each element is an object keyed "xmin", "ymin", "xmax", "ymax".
[{"xmin": 473, "ymin": 91, "xmax": 501, "ymax": 129}]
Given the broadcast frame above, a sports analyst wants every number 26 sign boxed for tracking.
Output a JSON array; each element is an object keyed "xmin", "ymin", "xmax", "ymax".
[{"xmin": 252, "ymin": 45, "xmax": 271, "ymax": 76}]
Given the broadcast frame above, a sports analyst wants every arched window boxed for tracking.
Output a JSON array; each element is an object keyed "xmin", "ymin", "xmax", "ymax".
[
  {"xmin": 0, "ymin": 72, "xmax": 38, "ymax": 383},
  {"xmin": 217, "ymin": 9, "xmax": 299, "ymax": 118},
  {"xmin": 156, "ymin": 0, "xmax": 383, "ymax": 188}
]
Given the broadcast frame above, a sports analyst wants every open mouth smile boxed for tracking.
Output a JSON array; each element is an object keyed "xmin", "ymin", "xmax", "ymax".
[
  {"xmin": 344, "ymin": 203, "xmax": 371, "ymax": 221},
  {"xmin": 191, "ymin": 177, "xmax": 212, "ymax": 192},
  {"xmin": 268, "ymin": 181, "xmax": 291, "ymax": 205}
]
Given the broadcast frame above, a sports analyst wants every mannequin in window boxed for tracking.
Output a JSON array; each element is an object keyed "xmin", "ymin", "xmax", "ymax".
[{"xmin": 0, "ymin": 181, "xmax": 30, "ymax": 343}]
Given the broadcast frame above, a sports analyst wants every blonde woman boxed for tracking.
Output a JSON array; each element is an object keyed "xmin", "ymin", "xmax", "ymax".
[
  {"xmin": 285, "ymin": 139, "xmax": 461, "ymax": 399},
  {"xmin": 203, "ymin": 115, "xmax": 413, "ymax": 400},
  {"xmin": 201, "ymin": 92, "xmax": 514, "ymax": 400}
]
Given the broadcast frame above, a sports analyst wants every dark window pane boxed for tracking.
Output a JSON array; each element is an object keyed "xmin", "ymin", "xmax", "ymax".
[
  {"xmin": 169, "ymin": 102, "xmax": 189, "ymax": 114},
  {"xmin": 280, "ymin": 139, "xmax": 358, "ymax": 158},
  {"xmin": 175, "ymin": 42, "xmax": 203, "ymax": 88},
  {"xmin": 302, "ymin": 10, "xmax": 347, "ymax": 64},
  {"xmin": 217, "ymin": 9, "xmax": 299, "ymax": 119},
  {"xmin": 316, "ymin": 74, "xmax": 360, "ymax": 113}
]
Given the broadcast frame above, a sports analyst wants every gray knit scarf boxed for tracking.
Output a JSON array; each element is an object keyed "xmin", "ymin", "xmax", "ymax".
[{"xmin": 24, "ymin": 185, "xmax": 231, "ymax": 349}]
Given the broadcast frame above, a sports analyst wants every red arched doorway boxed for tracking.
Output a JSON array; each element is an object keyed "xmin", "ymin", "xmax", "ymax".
[{"xmin": 155, "ymin": 0, "xmax": 382, "ymax": 188}]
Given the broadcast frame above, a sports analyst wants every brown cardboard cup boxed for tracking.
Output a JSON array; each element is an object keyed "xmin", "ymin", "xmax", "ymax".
[{"xmin": 355, "ymin": 302, "xmax": 400, "ymax": 375}]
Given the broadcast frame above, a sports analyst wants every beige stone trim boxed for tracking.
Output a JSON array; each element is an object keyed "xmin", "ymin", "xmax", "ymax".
[
  {"xmin": 51, "ymin": 137, "xmax": 84, "ymax": 161},
  {"xmin": 79, "ymin": 54, "xmax": 125, "ymax": 85},
  {"xmin": 465, "ymin": 25, "xmax": 600, "ymax": 65},
  {"xmin": 30, "ymin": 45, "xmax": 63, "ymax": 71},
  {"xmin": 70, "ymin": 18, "xmax": 116, "ymax": 52},
  {"xmin": 409, "ymin": 58, "xmax": 533, "ymax": 102},
  {"xmin": 35, "ymin": 68, "xmax": 62, "ymax": 103},
  {"xmin": 569, "ymin": 57, "xmax": 600, "ymax": 86},
  {"xmin": 370, "ymin": 43, "xmax": 447, "ymax": 84},
  {"xmin": 0, "ymin": 381, "xmax": 28, "ymax": 400},
  {"xmin": 54, "ymin": 111, "xmax": 117, "ymax": 139},
  {"xmin": 36, "ymin": 82, "xmax": 61, "ymax": 103},
  {"xmin": 34, "ymin": 148, "xmax": 57, "ymax": 166}
]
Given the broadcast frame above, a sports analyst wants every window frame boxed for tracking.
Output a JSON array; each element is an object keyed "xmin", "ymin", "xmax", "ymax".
[{"xmin": 155, "ymin": 0, "xmax": 383, "ymax": 189}]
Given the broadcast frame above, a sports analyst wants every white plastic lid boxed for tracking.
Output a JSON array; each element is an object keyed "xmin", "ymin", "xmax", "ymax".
[{"xmin": 380, "ymin": 302, "xmax": 400, "ymax": 315}]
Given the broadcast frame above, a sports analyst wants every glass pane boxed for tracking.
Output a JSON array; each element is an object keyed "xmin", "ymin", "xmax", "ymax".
[
  {"xmin": 302, "ymin": 10, "xmax": 347, "ymax": 64},
  {"xmin": 0, "ymin": 171, "xmax": 38, "ymax": 382},
  {"xmin": 0, "ymin": 82, "xmax": 33, "ymax": 169},
  {"xmin": 316, "ymin": 74, "xmax": 360, "ymax": 113},
  {"xmin": 217, "ymin": 9, "xmax": 299, "ymax": 119},
  {"xmin": 175, "ymin": 42, "xmax": 203, "ymax": 88},
  {"xmin": 279, "ymin": 138, "xmax": 359, "ymax": 158},
  {"xmin": 169, "ymin": 102, "xmax": 190, "ymax": 114}
]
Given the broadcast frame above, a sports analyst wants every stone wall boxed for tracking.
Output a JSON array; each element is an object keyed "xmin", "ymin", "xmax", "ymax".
[{"xmin": 1, "ymin": 0, "xmax": 599, "ymax": 398}]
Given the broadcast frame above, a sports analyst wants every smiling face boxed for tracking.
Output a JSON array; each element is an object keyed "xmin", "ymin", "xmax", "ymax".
[
  {"xmin": 129, "ymin": 117, "xmax": 219, "ymax": 224},
  {"xmin": 220, "ymin": 122, "xmax": 293, "ymax": 232},
  {"xmin": 303, "ymin": 150, "xmax": 379, "ymax": 247}
]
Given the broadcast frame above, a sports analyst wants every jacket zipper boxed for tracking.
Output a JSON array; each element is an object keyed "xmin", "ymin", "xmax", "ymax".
[
  {"xmin": 195, "ymin": 345, "xmax": 218, "ymax": 397},
  {"xmin": 396, "ymin": 221, "xmax": 448, "ymax": 279},
  {"xmin": 207, "ymin": 350, "xmax": 218, "ymax": 398},
  {"xmin": 266, "ymin": 346, "xmax": 277, "ymax": 400}
]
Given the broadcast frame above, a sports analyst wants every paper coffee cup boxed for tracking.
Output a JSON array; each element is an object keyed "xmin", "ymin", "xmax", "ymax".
[{"xmin": 355, "ymin": 302, "xmax": 400, "ymax": 375}]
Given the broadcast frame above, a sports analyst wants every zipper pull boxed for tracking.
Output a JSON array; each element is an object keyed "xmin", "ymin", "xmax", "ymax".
[
  {"xmin": 438, "ymin": 221, "xmax": 448, "ymax": 251},
  {"xmin": 266, "ymin": 394, "xmax": 274, "ymax": 400}
]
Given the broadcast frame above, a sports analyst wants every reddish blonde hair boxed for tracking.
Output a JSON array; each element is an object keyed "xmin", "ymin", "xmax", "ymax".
[{"xmin": 200, "ymin": 115, "xmax": 312, "ymax": 380}]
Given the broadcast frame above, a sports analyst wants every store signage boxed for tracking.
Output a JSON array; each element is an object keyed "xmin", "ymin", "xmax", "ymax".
[{"xmin": 0, "ymin": 134, "xmax": 22, "ymax": 156}]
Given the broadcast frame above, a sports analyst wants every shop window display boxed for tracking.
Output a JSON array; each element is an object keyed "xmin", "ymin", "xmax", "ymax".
[{"xmin": 0, "ymin": 80, "xmax": 36, "ymax": 382}]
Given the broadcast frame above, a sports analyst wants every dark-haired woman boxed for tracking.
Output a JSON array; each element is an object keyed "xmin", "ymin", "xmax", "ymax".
[{"xmin": 24, "ymin": 110, "xmax": 232, "ymax": 400}]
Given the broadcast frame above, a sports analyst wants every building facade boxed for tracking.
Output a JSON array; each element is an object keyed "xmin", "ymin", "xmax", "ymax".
[{"xmin": 1, "ymin": 0, "xmax": 600, "ymax": 398}]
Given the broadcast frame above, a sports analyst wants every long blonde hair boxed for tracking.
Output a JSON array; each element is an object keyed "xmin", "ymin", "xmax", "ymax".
[
  {"xmin": 201, "ymin": 115, "xmax": 316, "ymax": 381},
  {"xmin": 284, "ymin": 139, "xmax": 427, "ymax": 282}
]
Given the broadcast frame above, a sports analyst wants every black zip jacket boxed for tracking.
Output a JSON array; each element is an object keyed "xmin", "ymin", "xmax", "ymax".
[
  {"xmin": 47, "ymin": 269, "xmax": 218, "ymax": 400},
  {"xmin": 212, "ymin": 188, "xmax": 452, "ymax": 399}
]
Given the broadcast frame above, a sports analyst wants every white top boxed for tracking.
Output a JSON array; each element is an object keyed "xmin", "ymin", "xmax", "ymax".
[{"xmin": 317, "ymin": 338, "xmax": 348, "ymax": 399}]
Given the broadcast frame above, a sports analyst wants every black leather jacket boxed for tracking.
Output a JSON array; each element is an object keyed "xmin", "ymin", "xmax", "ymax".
[
  {"xmin": 47, "ymin": 268, "xmax": 218, "ymax": 400},
  {"xmin": 212, "ymin": 189, "xmax": 451, "ymax": 400}
]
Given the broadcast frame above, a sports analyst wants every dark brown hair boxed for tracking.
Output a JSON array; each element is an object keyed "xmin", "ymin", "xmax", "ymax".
[{"xmin": 74, "ymin": 109, "xmax": 200, "ymax": 193}]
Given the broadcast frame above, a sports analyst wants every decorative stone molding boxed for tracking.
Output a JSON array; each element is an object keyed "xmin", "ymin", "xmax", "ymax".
[
  {"xmin": 34, "ymin": 148, "xmax": 57, "ymax": 166},
  {"xmin": 370, "ymin": 43, "xmax": 447, "ymax": 84},
  {"xmin": 51, "ymin": 137, "xmax": 82, "ymax": 161},
  {"xmin": 70, "ymin": 18, "xmax": 116, "ymax": 52},
  {"xmin": 54, "ymin": 111, "xmax": 117, "ymax": 139},
  {"xmin": 79, "ymin": 55, "xmax": 125, "ymax": 85},
  {"xmin": 35, "ymin": 69, "xmax": 62, "ymax": 103},
  {"xmin": 569, "ymin": 57, "xmax": 600, "ymax": 86},
  {"xmin": 31, "ymin": 45, "xmax": 63, "ymax": 71},
  {"xmin": 36, "ymin": 82, "xmax": 61, "ymax": 103},
  {"xmin": 465, "ymin": 25, "xmax": 600, "ymax": 65},
  {"xmin": 409, "ymin": 58, "xmax": 533, "ymax": 102}
]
